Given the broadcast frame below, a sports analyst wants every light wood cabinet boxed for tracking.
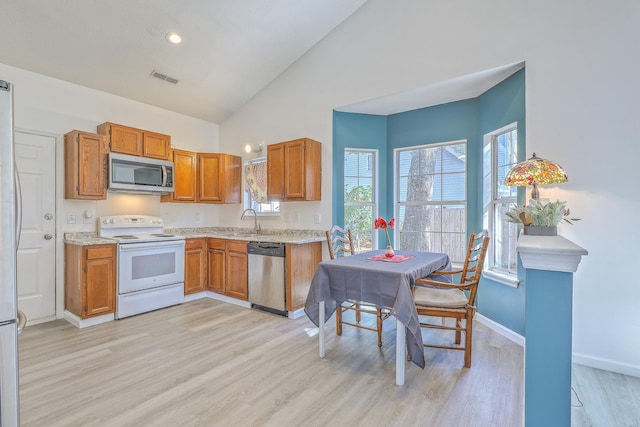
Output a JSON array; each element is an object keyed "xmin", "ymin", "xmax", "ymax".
[
  {"xmin": 226, "ymin": 241, "xmax": 248, "ymax": 300},
  {"xmin": 285, "ymin": 242, "xmax": 322, "ymax": 311},
  {"xmin": 267, "ymin": 138, "xmax": 321, "ymax": 201},
  {"xmin": 97, "ymin": 122, "xmax": 171, "ymax": 160},
  {"xmin": 207, "ymin": 239, "xmax": 226, "ymax": 294},
  {"xmin": 65, "ymin": 244, "xmax": 116, "ymax": 318},
  {"xmin": 198, "ymin": 153, "xmax": 242, "ymax": 203},
  {"xmin": 142, "ymin": 130, "xmax": 172, "ymax": 160},
  {"xmin": 184, "ymin": 239, "xmax": 207, "ymax": 295},
  {"xmin": 163, "ymin": 149, "xmax": 198, "ymax": 202},
  {"xmin": 64, "ymin": 130, "xmax": 108, "ymax": 200},
  {"xmin": 162, "ymin": 151, "xmax": 242, "ymax": 204},
  {"xmin": 207, "ymin": 239, "xmax": 248, "ymax": 300}
]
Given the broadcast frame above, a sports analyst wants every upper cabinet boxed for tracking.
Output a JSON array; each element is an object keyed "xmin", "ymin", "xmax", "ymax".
[
  {"xmin": 163, "ymin": 149, "xmax": 197, "ymax": 202},
  {"xmin": 97, "ymin": 122, "xmax": 171, "ymax": 160},
  {"xmin": 198, "ymin": 153, "xmax": 241, "ymax": 203},
  {"xmin": 64, "ymin": 130, "xmax": 108, "ymax": 200},
  {"xmin": 267, "ymin": 138, "xmax": 321, "ymax": 201},
  {"xmin": 161, "ymin": 150, "xmax": 241, "ymax": 204}
]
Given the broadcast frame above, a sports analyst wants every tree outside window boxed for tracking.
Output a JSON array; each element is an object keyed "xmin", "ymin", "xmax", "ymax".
[{"xmin": 396, "ymin": 141, "xmax": 467, "ymax": 263}]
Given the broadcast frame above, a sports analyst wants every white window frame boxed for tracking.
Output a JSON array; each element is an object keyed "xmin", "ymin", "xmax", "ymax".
[
  {"xmin": 243, "ymin": 157, "xmax": 280, "ymax": 216},
  {"xmin": 344, "ymin": 148, "xmax": 379, "ymax": 251},
  {"xmin": 394, "ymin": 140, "xmax": 467, "ymax": 264},
  {"xmin": 482, "ymin": 123, "xmax": 520, "ymax": 287}
]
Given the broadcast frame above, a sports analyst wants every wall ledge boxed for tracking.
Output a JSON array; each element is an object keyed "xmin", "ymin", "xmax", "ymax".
[{"xmin": 517, "ymin": 233, "xmax": 588, "ymax": 273}]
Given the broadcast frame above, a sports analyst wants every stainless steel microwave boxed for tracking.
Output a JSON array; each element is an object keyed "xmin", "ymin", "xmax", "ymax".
[{"xmin": 108, "ymin": 152, "xmax": 174, "ymax": 194}]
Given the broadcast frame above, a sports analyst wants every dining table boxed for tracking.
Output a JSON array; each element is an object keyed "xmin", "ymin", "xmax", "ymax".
[{"xmin": 304, "ymin": 249, "xmax": 451, "ymax": 385}]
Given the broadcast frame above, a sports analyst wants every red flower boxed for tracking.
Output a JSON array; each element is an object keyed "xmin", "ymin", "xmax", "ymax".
[
  {"xmin": 374, "ymin": 217, "xmax": 395, "ymax": 248},
  {"xmin": 374, "ymin": 217, "xmax": 387, "ymax": 230}
]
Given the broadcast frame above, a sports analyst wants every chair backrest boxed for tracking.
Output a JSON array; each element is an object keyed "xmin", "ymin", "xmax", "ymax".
[
  {"xmin": 326, "ymin": 225, "xmax": 355, "ymax": 260},
  {"xmin": 459, "ymin": 230, "xmax": 490, "ymax": 304}
]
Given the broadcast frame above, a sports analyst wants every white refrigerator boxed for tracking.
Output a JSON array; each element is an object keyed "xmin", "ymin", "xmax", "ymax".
[{"xmin": 0, "ymin": 79, "xmax": 21, "ymax": 426}]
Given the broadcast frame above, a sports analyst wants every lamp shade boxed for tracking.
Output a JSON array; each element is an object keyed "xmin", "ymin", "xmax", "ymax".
[
  {"xmin": 504, "ymin": 153, "xmax": 568, "ymax": 200},
  {"xmin": 504, "ymin": 153, "xmax": 568, "ymax": 186}
]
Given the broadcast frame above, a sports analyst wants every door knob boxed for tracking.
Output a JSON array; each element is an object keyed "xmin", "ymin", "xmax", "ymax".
[
  {"xmin": 44, "ymin": 234, "xmax": 53, "ymax": 240},
  {"xmin": 44, "ymin": 213, "xmax": 53, "ymax": 220}
]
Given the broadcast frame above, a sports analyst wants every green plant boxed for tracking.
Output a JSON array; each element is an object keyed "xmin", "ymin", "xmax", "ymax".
[{"xmin": 505, "ymin": 200, "xmax": 580, "ymax": 227}]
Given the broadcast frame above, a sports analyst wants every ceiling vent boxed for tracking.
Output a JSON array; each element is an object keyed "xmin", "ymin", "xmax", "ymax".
[{"xmin": 150, "ymin": 70, "xmax": 178, "ymax": 84}]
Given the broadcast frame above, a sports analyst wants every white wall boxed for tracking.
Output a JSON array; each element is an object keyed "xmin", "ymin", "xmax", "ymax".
[
  {"xmin": 0, "ymin": 62, "xmax": 222, "ymax": 231},
  {"xmin": 219, "ymin": 0, "xmax": 640, "ymax": 374}
]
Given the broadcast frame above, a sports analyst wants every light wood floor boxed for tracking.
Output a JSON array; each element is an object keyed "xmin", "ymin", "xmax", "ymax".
[
  {"xmin": 18, "ymin": 299, "xmax": 526, "ymax": 426},
  {"xmin": 571, "ymin": 363, "xmax": 640, "ymax": 426}
]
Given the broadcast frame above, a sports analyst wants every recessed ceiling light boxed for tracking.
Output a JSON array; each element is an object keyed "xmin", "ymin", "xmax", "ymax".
[{"xmin": 166, "ymin": 32, "xmax": 182, "ymax": 44}]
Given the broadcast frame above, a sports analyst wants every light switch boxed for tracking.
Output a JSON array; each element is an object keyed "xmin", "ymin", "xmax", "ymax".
[{"xmin": 67, "ymin": 214, "xmax": 77, "ymax": 224}]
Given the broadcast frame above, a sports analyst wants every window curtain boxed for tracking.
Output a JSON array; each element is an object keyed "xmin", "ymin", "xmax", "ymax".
[{"xmin": 245, "ymin": 161, "xmax": 268, "ymax": 203}]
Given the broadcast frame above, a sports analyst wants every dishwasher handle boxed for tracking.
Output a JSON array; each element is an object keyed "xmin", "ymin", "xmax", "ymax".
[{"xmin": 247, "ymin": 242, "xmax": 285, "ymax": 257}]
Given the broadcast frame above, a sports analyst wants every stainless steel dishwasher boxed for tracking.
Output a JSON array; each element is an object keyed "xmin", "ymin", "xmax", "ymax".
[{"xmin": 247, "ymin": 242, "xmax": 287, "ymax": 316}]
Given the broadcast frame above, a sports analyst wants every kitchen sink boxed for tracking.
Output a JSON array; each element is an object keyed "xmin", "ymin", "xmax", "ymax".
[{"xmin": 218, "ymin": 232, "xmax": 261, "ymax": 238}]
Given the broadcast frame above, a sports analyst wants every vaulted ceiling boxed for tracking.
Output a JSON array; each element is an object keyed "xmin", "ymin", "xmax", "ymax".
[{"xmin": 0, "ymin": 0, "xmax": 367, "ymax": 123}]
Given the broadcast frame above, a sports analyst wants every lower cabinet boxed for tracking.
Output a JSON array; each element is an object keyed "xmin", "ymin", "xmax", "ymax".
[
  {"xmin": 65, "ymin": 244, "xmax": 116, "ymax": 318},
  {"xmin": 207, "ymin": 239, "xmax": 248, "ymax": 300},
  {"xmin": 197, "ymin": 238, "xmax": 320, "ymax": 310},
  {"xmin": 184, "ymin": 238, "xmax": 207, "ymax": 295},
  {"xmin": 286, "ymin": 242, "xmax": 322, "ymax": 311}
]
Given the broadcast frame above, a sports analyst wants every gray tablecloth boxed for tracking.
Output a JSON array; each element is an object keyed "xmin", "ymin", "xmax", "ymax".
[{"xmin": 304, "ymin": 250, "xmax": 451, "ymax": 369}]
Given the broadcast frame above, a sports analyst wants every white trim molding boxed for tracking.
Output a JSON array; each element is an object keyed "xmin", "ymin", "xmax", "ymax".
[
  {"xmin": 517, "ymin": 234, "xmax": 588, "ymax": 273},
  {"xmin": 475, "ymin": 313, "xmax": 525, "ymax": 347},
  {"xmin": 573, "ymin": 352, "xmax": 640, "ymax": 378},
  {"xmin": 63, "ymin": 310, "xmax": 114, "ymax": 328}
]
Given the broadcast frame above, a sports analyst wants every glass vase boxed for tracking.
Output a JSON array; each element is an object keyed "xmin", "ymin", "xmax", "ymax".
[{"xmin": 385, "ymin": 245, "xmax": 395, "ymax": 258}]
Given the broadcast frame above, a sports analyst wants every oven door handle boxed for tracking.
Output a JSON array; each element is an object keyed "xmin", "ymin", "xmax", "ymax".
[{"xmin": 118, "ymin": 240, "xmax": 185, "ymax": 251}]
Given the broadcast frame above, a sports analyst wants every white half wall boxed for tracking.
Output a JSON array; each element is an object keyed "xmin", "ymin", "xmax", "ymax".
[{"xmin": 218, "ymin": 0, "xmax": 640, "ymax": 374}]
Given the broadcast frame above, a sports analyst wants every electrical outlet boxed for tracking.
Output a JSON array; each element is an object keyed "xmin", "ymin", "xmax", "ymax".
[
  {"xmin": 66, "ymin": 214, "xmax": 77, "ymax": 224},
  {"xmin": 314, "ymin": 213, "xmax": 321, "ymax": 224}
]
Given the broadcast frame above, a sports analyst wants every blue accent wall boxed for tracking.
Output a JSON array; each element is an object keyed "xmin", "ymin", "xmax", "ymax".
[
  {"xmin": 477, "ymin": 69, "xmax": 526, "ymax": 334},
  {"xmin": 332, "ymin": 111, "xmax": 388, "ymax": 227},
  {"xmin": 387, "ymin": 99, "xmax": 480, "ymax": 236},
  {"xmin": 332, "ymin": 68, "xmax": 526, "ymax": 334}
]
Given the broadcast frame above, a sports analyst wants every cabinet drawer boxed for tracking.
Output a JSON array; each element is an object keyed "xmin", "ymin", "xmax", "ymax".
[
  {"xmin": 227, "ymin": 241, "xmax": 247, "ymax": 253},
  {"xmin": 85, "ymin": 245, "xmax": 114, "ymax": 260},
  {"xmin": 207, "ymin": 239, "xmax": 226, "ymax": 250},
  {"xmin": 186, "ymin": 238, "xmax": 205, "ymax": 250}
]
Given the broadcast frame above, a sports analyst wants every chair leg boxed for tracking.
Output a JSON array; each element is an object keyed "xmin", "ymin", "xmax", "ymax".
[
  {"xmin": 355, "ymin": 304, "xmax": 361, "ymax": 323},
  {"xmin": 455, "ymin": 319, "xmax": 461, "ymax": 344},
  {"xmin": 464, "ymin": 314, "xmax": 473, "ymax": 368},
  {"xmin": 376, "ymin": 308, "xmax": 383, "ymax": 348},
  {"xmin": 336, "ymin": 304, "xmax": 342, "ymax": 336}
]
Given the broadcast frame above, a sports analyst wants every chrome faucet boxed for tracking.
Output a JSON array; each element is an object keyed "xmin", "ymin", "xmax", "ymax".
[{"xmin": 241, "ymin": 208, "xmax": 260, "ymax": 234}]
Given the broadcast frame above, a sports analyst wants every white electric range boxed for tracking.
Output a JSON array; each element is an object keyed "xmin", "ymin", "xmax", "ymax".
[{"xmin": 99, "ymin": 215, "xmax": 185, "ymax": 319}]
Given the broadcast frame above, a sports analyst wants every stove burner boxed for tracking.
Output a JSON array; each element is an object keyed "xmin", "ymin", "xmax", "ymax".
[{"xmin": 113, "ymin": 235, "xmax": 138, "ymax": 239}]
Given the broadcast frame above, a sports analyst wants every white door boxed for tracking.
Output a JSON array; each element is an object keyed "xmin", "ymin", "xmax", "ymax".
[{"xmin": 15, "ymin": 131, "xmax": 56, "ymax": 323}]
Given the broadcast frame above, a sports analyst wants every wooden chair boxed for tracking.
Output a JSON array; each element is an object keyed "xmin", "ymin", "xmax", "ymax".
[
  {"xmin": 326, "ymin": 225, "xmax": 387, "ymax": 347},
  {"xmin": 412, "ymin": 230, "xmax": 490, "ymax": 367}
]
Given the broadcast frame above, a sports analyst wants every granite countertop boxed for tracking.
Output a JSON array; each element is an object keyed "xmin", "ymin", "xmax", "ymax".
[{"xmin": 64, "ymin": 228, "xmax": 326, "ymax": 246}]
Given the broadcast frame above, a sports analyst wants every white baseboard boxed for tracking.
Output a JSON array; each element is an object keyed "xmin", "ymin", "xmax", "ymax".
[
  {"xmin": 288, "ymin": 308, "xmax": 305, "ymax": 319},
  {"xmin": 205, "ymin": 291, "xmax": 251, "ymax": 308},
  {"xmin": 184, "ymin": 292, "xmax": 208, "ymax": 302},
  {"xmin": 475, "ymin": 313, "xmax": 525, "ymax": 347},
  {"xmin": 476, "ymin": 314, "xmax": 640, "ymax": 378},
  {"xmin": 573, "ymin": 352, "xmax": 640, "ymax": 378},
  {"xmin": 63, "ymin": 310, "xmax": 114, "ymax": 328}
]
